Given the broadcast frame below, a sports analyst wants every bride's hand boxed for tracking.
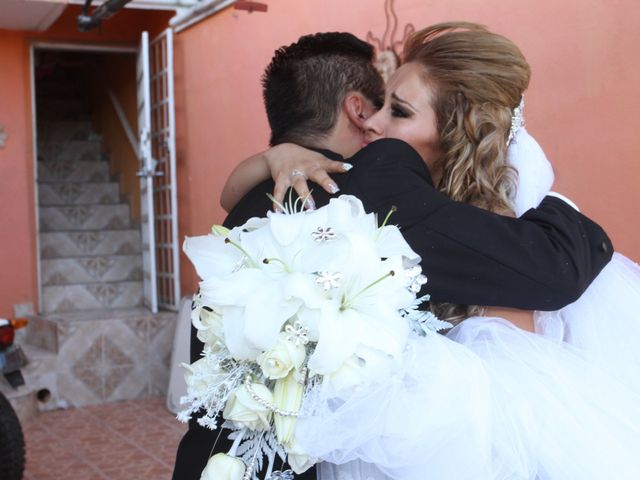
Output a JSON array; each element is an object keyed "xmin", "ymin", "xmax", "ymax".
[
  {"xmin": 265, "ymin": 143, "xmax": 352, "ymax": 210},
  {"xmin": 220, "ymin": 143, "xmax": 352, "ymax": 212}
]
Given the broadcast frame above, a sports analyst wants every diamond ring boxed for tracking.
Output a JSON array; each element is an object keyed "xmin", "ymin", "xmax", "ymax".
[{"xmin": 290, "ymin": 169, "xmax": 308, "ymax": 180}]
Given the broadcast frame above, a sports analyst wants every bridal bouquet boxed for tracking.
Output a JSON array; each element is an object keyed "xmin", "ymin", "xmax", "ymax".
[{"xmin": 179, "ymin": 195, "xmax": 448, "ymax": 480}]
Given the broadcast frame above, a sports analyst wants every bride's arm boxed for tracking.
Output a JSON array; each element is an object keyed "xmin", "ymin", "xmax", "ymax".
[
  {"xmin": 220, "ymin": 143, "xmax": 352, "ymax": 212},
  {"xmin": 220, "ymin": 149, "xmax": 271, "ymax": 212}
]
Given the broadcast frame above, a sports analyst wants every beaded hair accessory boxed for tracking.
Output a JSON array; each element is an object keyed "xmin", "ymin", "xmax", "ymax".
[{"xmin": 507, "ymin": 96, "xmax": 525, "ymax": 146}]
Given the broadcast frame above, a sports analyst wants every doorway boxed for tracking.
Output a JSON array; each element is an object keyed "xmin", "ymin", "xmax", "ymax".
[{"xmin": 34, "ymin": 46, "xmax": 145, "ymax": 314}]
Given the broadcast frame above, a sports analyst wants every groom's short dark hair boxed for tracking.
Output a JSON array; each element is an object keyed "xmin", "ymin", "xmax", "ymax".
[{"xmin": 262, "ymin": 32, "xmax": 383, "ymax": 146}]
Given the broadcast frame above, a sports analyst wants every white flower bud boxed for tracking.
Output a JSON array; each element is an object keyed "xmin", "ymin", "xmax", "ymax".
[
  {"xmin": 192, "ymin": 306, "xmax": 224, "ymax": 346},
  {"xmin": 200, "ymin": 453, "xmax": 245, "ymax": 480},
  {"xmin": 273, "ymin": 371, "xmax": 305, "ymax": 444},
  {"xmin": 211, "ymin": 224, "xmax": 231, "ymax": 237}
]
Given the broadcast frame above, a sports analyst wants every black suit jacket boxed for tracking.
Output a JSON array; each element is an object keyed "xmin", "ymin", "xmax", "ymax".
[{"xmin": 172, "ymin": 138, "xmax": 612, "ymax": 479}]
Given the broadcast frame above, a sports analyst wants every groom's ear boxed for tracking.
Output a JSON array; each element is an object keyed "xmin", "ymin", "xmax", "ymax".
[{"xmin": 343, "ymin": 92, "xmax": 369, "ymax": 130}]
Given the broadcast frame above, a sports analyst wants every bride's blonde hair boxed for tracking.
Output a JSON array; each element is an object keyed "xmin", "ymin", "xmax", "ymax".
[
  {"xmin": 403, "ymin": 22, "xmax": 531, "ymax": 323},
  {"xmin": 404, "ymin": 21, "xmax": 529, "ymax": 214}
]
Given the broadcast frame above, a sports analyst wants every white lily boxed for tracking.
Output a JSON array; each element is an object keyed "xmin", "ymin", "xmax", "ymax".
[
  {"xmin": 200, "ymin": 271, "xmax": 303, "ymax": 359},
  {"xmin": 375, "ymin": 224, "xmax": 421, "ymax": 264},
  {"xmin": 307, "ymin": 301, "xmax": 364, "ymax": 375},
  {"xmin": 183, "ymin": 234, "xmax": 244, "ymax": 280}
]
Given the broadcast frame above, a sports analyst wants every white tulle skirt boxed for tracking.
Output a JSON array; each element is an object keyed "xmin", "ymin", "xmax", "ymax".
[
  {"xmin": 297, "ymin": 253, "xmax": 640, "ymax": 480},
  {"xmin": 534, "ymin": 253, "xmax": 640, "ymax": 387}
]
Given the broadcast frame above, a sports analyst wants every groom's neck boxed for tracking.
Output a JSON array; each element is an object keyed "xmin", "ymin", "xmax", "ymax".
[
  {"xmin": 323, "ymin": 111, "xmax": 362, "ymax": 158},
  {"xmin": 301, "ymin": 139, "xmax": 348, "ymax": 159},
  {"xmin": 288, "ymin": 110, "xmax": 361, "ymax": 159}
]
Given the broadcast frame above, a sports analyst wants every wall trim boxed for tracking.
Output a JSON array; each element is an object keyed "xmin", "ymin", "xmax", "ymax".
[
  {"xmin": 170, "ymin": 0, "xmax": 235, "ymax": 33},
  {"xmin": 32, "ymin": 41, "xmax": 137, "ymax": 54}
]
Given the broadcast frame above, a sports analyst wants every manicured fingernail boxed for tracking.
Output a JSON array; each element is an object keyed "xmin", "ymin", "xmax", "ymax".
[
  {"xmin": 329, "ymin": 184, "xmax": 340, "ymax": 194},
  {"xmin": 306, "ymin": 198, "xmax": 316, "ymax": 210},
  {"xmin": 342, "ymin": 163, "xmax": 353, "ymax": 171}
]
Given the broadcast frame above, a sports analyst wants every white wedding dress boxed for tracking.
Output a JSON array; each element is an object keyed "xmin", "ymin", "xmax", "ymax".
[{"xmin": 296, "ymin": 129, "xmax": 640, "ymax": 480}]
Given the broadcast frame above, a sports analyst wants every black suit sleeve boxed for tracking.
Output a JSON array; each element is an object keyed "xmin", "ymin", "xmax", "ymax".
[{"xmin": 350, "ymin": 139, "xmax": 613, "ymax": 310}]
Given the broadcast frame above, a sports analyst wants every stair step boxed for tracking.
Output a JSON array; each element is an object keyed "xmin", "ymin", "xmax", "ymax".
[
  {"xmin": 39, "ymin": 204, "xmax": 132, "ymax": 231},
  {"xmin": 37, "ymin": 119, "xmax": 94, "ymax": 143},
  {"xmin": 42, "ymin": 282, "xmax": 144, "ymax": 313},
  {"xmin": 38, "ymin": 139, "xmax": 101, "ymax": 163},
  {"xmin": 38, "ymin": 182, "xmax": 120, "ymax": 206},
  {"xmin": 40, "ymin": 306, "xmax": 159, "ymax": 322},
  {"xmin": 25, "ymin": 309, "xmax": 177, "ymax": 407},
  {"xmin": 40, "ymin": 229, "xmax": 141, "ymax": 258},
  {"xmin": 38, "ymin": 159, "xmax": 110, "ymax": 182},
  {"xmin": 41, "ymin": 255, "xmax": 143, "ymax": 286}
]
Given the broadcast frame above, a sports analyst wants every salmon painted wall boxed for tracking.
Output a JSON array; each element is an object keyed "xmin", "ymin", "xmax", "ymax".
[
  {"xmin": 0, "ymin": 30, "xmax": 37, "ymax": 318},
  {"xmin": 0, "ymin": 7, "xmax": 171, "ymax": 315},
  {"xmin": 174, "ymin": 0, "xmax": 640, "ymax": 295}
]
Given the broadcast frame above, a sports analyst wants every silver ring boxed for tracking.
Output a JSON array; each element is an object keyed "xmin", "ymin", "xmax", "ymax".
[{"xmin": 290, "ymin": 169, "xmax": 308, "ymax": 180}]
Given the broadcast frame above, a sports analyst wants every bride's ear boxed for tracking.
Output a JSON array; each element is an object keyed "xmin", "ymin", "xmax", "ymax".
[{"xmin": 343, "ymin": 92, "xmax": 368, "ymax": 130}]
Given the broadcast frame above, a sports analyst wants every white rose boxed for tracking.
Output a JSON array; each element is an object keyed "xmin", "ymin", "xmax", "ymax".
[
  {"xmin": 200, "ymin": 453, "xmax": 245, "ymax": 480},
  {"xmin": 273, "ymin": 370, "xmax": 305, "ymax": 445},
  {"xmin": 257, "ymin": 332, "xmax": 306, "ymax": 379},
  {"xmin": 223, "ymin": 383, "xmax": 273, "ymax": 431},
  {"xmin": 326, "ymin": 354, "xmax": 368, "ymax": 393},
  {"xmin": 182, "ymin": 357, "xmax": 223, "ymax": 398},
  {"xmin": 285, "ymin": 436, "xmax": 317, "ymax": 474}
]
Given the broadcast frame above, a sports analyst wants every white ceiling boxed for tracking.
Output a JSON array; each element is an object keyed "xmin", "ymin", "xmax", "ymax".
[
  {"xmin": 0, "ymin": 0, "xmax": 197, "ymax": 32},
  {"xmin": 0, "ymin": 0, "xmax": 67, "ymax": 32}
]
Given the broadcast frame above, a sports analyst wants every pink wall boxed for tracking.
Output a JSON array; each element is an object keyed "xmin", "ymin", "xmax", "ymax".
[
  {"xmin": 0, "ymin": 30, "xmax": 37, "ymax": 317},
  {"xmin": 1, "ymin": 2, "xmax": 637, "ymax": 313},
  {"xmin": 174, "ymin": 0, "xmax": 640, "ymax": 294}
]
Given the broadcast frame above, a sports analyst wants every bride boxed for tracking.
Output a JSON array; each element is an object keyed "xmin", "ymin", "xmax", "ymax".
[{"xmin": 221, "ymin": 22, "xmax": 640, "ymax": 479}]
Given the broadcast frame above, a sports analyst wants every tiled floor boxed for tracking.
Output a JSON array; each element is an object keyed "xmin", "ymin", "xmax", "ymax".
[{"xmin": 21, "ymin": 397, "xmax": 187, "ymax": 479}]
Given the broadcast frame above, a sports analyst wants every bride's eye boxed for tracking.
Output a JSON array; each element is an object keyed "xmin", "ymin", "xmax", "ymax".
[{"xmin": 391, "ymin": 104, "xmax": 411, "ymax": 118}]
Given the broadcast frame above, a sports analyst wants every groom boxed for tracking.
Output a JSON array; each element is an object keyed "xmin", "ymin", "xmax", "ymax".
[{"xmin": 172, "ymin": 32, "xmax": 612, "ymax": 479}]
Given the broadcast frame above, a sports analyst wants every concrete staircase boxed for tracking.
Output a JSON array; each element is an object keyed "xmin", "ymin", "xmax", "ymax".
[
  {"xmin": 37, "ymin": 115, "xmax": 144, "ymax": 313},
  {"xmin": 0, "ymin": 86, "xmax": 177, "ymax": 418}
]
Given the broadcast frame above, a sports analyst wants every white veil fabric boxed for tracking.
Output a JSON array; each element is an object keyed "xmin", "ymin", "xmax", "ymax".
[
  {"xmin": 301, "ymin": 127, "xmax": 640, "ymax": 480},
  {"xmin": 447, "ymin": 127, "xmax": 640, "ymax": 478},
  {"xmin": 506, "ymin": 128, "xmax": 555, "ymax": 217},
  {"xmin": 507, "ymin": 128, "xmax": 640, "ymax": 389}
]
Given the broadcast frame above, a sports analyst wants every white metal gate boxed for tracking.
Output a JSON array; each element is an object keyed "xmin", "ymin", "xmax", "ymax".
[
  {"xmin": 137, "ymin": 28, "xmax": 181, "ymax": 313},
  {"xmin": 137, "ymin": 30, "xmax": 158, "ymax": 313},
  {"xmin": 149, "ymin": 28, "xmax": 181, "ymax": 310}
]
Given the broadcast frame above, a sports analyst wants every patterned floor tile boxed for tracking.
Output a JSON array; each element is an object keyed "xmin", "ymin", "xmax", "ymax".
[{"xmin": 22, "ymin": 397, "xmax": 187, "ymax": 479}]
